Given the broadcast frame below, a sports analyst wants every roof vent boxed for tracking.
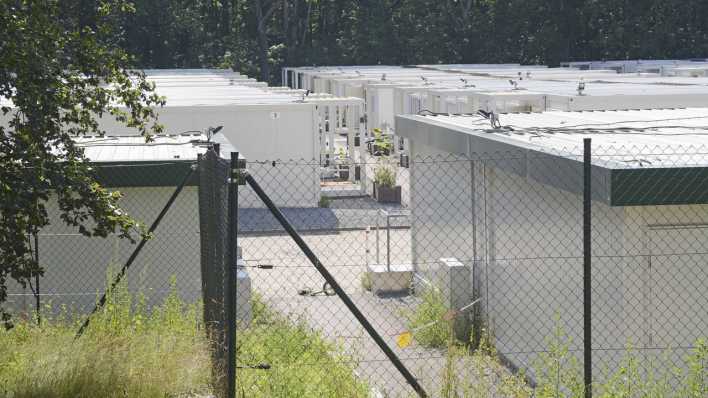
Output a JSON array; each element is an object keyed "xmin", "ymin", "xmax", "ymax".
[{"xmin": 577, "ymin": 78, "xmax": 586, "ymax": 96}]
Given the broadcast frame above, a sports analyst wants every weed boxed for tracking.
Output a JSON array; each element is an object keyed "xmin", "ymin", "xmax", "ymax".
[
  {"xmin": 0, "ymin": 280, "xmax": 211, "ymax": 398},
  {"xmin": 318, "ymin": 195, "xmax": 331, "ymax": 208},
  {"xmin": 361, "ymin": 272, "xmax": 372, "ymax": 292},
  {"xmin": 0, "ymin": 284, "xmax": 370, "ymax": 398},
  {"xmin": 235, "ymin": 295, "xmax": 369, "ymax": 398},
  {"xmin": 406, "ymin": 287, "xmax": 453, "ymax": 348}
]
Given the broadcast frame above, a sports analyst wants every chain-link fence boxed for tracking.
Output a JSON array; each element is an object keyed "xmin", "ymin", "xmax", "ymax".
[
  {"xmin": 198, "ymin": 148, "xmax": 232, "ymax": 393},
  {"xmin": 4, "ymin": 142, "xmax": 705, "ymax": 397},
  {"xmin": 234, "ymin": 144, "xmax": 707, "ymax": 397},
  {"xmin": 4, "ymin": 161, "xmax": 201, "ymax": 317}
]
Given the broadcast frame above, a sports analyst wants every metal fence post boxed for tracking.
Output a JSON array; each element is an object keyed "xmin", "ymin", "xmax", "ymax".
[
  {"xmin": 244, "ymin": 173, "xmax": 428, "ymax": 398},
  {"xmin": 33, "ymin": 231, "xmax": 40, "ymax": 325},
  {"xmin": 226, "ymin": 152, "xmax": 239, "ymax": 398},
  {"xmin": 583, "ymin": 138, "xmax": 592, "ymax": 398}
]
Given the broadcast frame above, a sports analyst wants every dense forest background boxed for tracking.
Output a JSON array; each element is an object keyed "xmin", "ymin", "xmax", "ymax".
[{"xmin": 106, "ymin": 1, "xmax": 708, "ymax": 82}]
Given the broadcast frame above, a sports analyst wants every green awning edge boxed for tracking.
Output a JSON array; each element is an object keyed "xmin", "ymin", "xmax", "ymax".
[
  {"xmin": 90, "ymin": 161, "xmax": 199, "ymax": 187},
  {"xmin": 611, "ymin": 167, "xmax": 708, "ymax": 206}
]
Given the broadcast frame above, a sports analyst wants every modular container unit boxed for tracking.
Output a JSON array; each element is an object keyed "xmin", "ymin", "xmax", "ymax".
[
  {"xmin": 396, "ymin": 108, "xmax": 708, "ymax": 381},
  {"xmin": 306, "ymin": 96, "xmax": 365, "ymax": 166},
  {"xmin": 88, "ymin": 70, "xmax": 323, "ymax": 208},
  {"xmin": 427, "ymin": 79, "xmax": 708, "ymax": 113},
  {"xmin": 5, "ymin": 134, "xmax": 242, "ymax": 314},
  {"xmin": 472, "ymin": 91, "xmax": 548, "ymax": 113}
]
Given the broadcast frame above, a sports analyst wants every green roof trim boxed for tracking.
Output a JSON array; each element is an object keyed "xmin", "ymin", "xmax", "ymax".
[
  {"xmin": 90, "ymin": 161, "xmax": 199, "ymax": 187},
  {"xmin": 611, "ymin": 167, "xmax": 708, "ymax": 206}
]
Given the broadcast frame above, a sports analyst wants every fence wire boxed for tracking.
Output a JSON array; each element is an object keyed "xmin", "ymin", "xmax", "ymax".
[
  {"xmin": 4, "ymin": 143, "xmax": 705, "ymax": 397},
  {"xmin": 4, "ymin": 161, "xmax": 201, "ymax": 316},
  {"xmin": 233, "ymin": 144, "xmax": 707, "ymax": 397}
]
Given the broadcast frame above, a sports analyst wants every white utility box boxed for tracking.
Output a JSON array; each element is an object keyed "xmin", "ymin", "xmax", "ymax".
[{"xmin": 366, "ymin": 263, "xmax": 414, "ymax": 295}]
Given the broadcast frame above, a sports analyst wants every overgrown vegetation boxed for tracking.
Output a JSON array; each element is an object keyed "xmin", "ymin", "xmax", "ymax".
[
  {"xmin": 0, "ymin": 281, "xmax": 211, "ymax": 398},
  {"xmin": 532, "ymin": 319, "xmax": 708, "ymax": 398},
  {"xmin": 318, "ymin": 195, "xmax": 332, "ymax": 208},
  {"xmin": 438, "ymin": 329, "xmax": 532, "ymax": 398},
  {"xmin": 405, "ymin": 287, "xmax": 453, "ymax": 348},
  {"xmin": 235, "ymin": 294, "xmax": 369, "ymax": 398},
  {"xmin": 0, "ymin": 282, "xmax": 371, "ymax": 397},
  {"xmin": 407, "ymin": 292, "xmax": 707, "ymax": 397}
]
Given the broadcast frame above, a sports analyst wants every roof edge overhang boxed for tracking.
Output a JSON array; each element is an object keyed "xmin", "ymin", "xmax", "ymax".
[
  {"xmin": 89, "ymin": 160, "xmax": 198, "ymax": 188},
  {"xmin": 396, "ymin": 114, "xmax": 708, "ymax": 206}
]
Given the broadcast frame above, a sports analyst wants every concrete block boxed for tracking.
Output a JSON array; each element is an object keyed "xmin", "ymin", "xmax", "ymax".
[{"xmin": 366, "ymin": 263, "xmax": 413, "ymax": 295}]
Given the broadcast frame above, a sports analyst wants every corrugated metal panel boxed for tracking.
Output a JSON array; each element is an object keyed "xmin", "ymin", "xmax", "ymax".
[{"xmin": 75, "ymin": 134, "xmax": 207, "ymax": 163}]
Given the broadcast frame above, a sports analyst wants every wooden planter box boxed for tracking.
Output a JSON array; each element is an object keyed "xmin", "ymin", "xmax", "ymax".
[
  {"xmin": 373, "ymin": 183, "xmax": 401, "ymax": 203},
  {"xmin": 367, "ymin": 142, "xmax": 391, "ymax": 156}
]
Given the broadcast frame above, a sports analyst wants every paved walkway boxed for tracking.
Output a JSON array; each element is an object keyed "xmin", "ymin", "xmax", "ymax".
[{"xmin": 239, "ymin": 231, "xmax": 518, "ymax": 397}]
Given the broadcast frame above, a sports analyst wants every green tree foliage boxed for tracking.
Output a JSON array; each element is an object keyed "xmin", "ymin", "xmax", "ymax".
[
  {"xmin": 2, "ymin": 0, "xmax": 708, "ymax": 325},
  {"xmin": 0, "ymin": 0, "xmax": 164, "ymax": 328},
  {"xmin": 83, "ymin": 0, "xmax": 708, "ymax": 82}
]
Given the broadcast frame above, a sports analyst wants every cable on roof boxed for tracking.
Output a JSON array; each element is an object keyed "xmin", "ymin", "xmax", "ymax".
[
  {"xmin": 73, "ymin": 137, "xmax": 120, "ymax": 145},
  {"xmin": 518, "ymin": 114, "xmax": 708, "ymax": 130},
  {"xmin": 513, "ymin": 126, "xmax": 708, "ymax": 136},
  {"xmin": 417, "ymin": 109, "xmax": 448, "ymax": 116},
  {"xmin": 91, "ymin": 161, "xmax": 197, "ymax": 168}
]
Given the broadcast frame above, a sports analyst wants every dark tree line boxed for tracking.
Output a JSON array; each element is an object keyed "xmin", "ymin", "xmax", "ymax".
[{"xmin": 27, "ymin": 1, "xmax": 708, "ymax": 82}]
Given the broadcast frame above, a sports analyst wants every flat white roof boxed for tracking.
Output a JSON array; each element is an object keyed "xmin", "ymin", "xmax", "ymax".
[
  {"xmin": 75, "ymin": 134, "xmax": 210, "ymax": 162},
  {"xmin": 397, "ymin": 108, "xmax": 708, "ymax": 168},
  {"xmin": 397, "ymin": 108, "xmax": 708, "ymax": 206}
]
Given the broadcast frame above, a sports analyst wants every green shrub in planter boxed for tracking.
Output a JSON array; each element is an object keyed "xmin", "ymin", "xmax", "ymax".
[
  {"xmin": 371, "ymin": 128, "xmax": 393, "ymax": 156},
  {"xmin": 374, "ymin": 166, "xmax": 396, "ymax": 188},
  {"xmin": 373, "ymin": 166, "xmax": 401, "ymax": 203}
]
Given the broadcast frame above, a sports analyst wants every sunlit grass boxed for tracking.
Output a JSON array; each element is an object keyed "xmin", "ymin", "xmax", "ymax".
[
  {"xmin": 235, "ymin": 294, "xmax": 370, "ymax": 398},
  {"xmin": 0, "ymin": 285, "xmax": 371, "ymax": 398},
  {"xmin": 0, "ymin": 279, "xmax": 211, "ymax": 398},
  {"xmin": 404, "ymin": 289, "xmax": 706, "ymax": 398}
]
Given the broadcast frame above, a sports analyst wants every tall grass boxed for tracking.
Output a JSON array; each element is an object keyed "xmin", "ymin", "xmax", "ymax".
[
  {"xmin": 235, "ymin": 294, "xmax": 370, "ymax": 398},
  {"xmin": 405, "ymin": 287, "xmax": 453, "ymax": 348},
  {"xmin": 407, "ymin": 291, "xmax": 707, "ymax": 397},
  {"xmin": 1, "ymin": 286, "xmax": 372, "ymax": 398},
  {"xmin": 532, "ymin": 318, "xmax": 708, "ymax": 398},
  {"xmin": 0, "ymin": 279, "xmax": 211, "ymax": 398}
]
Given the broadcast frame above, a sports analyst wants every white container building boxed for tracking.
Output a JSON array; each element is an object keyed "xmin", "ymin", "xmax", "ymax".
[
  {"xmin": 95, "ymin": 69, "xmax": 369, "ymax": 207},
  {"xmin": 6, "ymin": 134, "xmax": 251, "ymax": 318},
  {"xmin": 396, "ymin": 108, "xmax": 708, "ymax": 378}
]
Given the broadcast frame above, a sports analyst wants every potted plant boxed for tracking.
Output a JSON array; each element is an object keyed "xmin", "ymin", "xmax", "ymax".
[
  {"xmin": 335, "ymin": 147, "xmax": 349, "ymax": 180},
  {"xmin": 373, "ymin": 165, "xmax": 401, "ymax": 203},
  {"xmin": 369, "ymin": 128, "xmax": 392, "ymax": 156}
]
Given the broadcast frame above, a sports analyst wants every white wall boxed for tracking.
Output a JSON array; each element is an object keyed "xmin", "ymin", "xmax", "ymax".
[
  {"xmin": 6, "ymin": 186, "xmax": 202, "ymax": 314},
  {"xmin": 99, "ymin": 104, "xmax": 321, "ymax": 208},
  {"xmin": 407, "ymin": 139, "xmax": 708, "ymax": 380}
]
